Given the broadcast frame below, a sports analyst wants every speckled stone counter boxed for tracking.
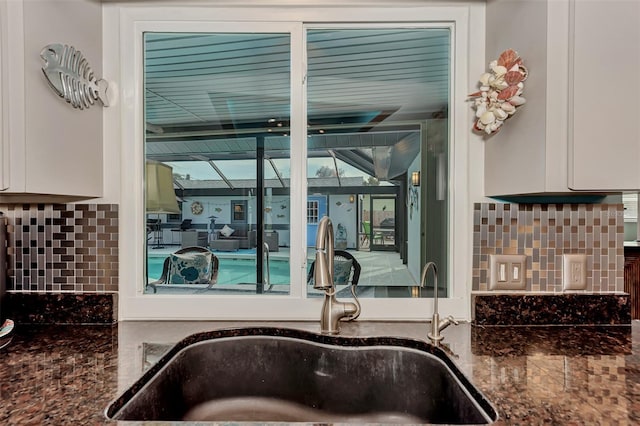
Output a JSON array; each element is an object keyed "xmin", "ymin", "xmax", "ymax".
[
  {"xmin": 1, "ymin": 321, "xmax": 638, "ymax": 425},
  {"xmin": 5, "ymin": 293, "xmax": 116, "ymax": 325},
  {"xmin": 474, "ymin": 294, "xmax": 631, "ymax": 325}
]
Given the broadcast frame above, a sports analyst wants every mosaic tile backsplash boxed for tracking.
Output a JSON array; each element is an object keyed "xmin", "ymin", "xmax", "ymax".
[
  {"xmin": 0, "ymin": 204, "xmax": 118, "ymax": 293},
  {"xmin": 0, "ymin": 202, "xmax": 623, "ymax": 297},
  {"xmin": 472, "ymin": 203, "xmax": 624, "ymax": 293}
]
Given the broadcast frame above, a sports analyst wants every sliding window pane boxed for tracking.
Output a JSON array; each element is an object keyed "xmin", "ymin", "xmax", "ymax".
[
  {"xmin": 306, "ymin": 28, "xmax": 450, "ymax": 298},
  {"xmin": 144, "ymin": 32, "xmax": 291, "ymax": 295}
]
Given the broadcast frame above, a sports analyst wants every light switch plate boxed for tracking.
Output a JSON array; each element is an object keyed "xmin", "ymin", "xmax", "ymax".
[
  {"xmin": 563, "ymin": 254, "xmax": 587, "ymax": 290},
  {"xmin": 489, "ymin": 254, "xmax": 527, "ymax": 290}
]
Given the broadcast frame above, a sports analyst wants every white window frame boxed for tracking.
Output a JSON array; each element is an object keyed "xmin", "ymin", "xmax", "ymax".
[
  {"xmin": 108, "ymin": 3, "xmax": 481, "ymax": 321},
  {"xmin": 307, "ymin": 200, "xmax": 320, "ymax": 224}
]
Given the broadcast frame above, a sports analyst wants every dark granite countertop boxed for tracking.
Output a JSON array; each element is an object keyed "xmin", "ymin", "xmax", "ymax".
[{"xmin": 0, "ymin": 320, "xmax": 638, "ymax": 425}]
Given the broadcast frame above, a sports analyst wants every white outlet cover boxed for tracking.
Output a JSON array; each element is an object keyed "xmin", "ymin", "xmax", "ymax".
[{"xmin": 563, "ymin": 254, "xmax": 587, "ymax": 290}]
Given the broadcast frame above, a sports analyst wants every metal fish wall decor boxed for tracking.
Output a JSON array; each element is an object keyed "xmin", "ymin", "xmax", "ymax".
[{"xmin": 40, "ymin": 43, "xmax": 110, "ymax": 110}]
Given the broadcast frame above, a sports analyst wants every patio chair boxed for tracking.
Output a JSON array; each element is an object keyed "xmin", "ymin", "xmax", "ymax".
[
  {"xmin": 362, "ymin": 221, "xmax": 384, "ymax": 245},
  {"xmin": 307, "ymin": 249, "xmax": 361, "ymax": 288},
  {"xmin": 148, "ymin": 246, "xmax": 219, "ymax": 293}
]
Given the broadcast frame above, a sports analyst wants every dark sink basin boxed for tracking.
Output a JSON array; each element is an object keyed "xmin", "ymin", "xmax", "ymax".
[{"xmin": 106, "ymin": 327, "xmax": 497, "ymax": 424}]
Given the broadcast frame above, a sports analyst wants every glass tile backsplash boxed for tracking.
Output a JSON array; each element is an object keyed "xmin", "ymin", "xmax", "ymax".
[
  {"xmin": 0, "ymin": 204, "xmax": 118, "ymax": 292},
  {"xmin": 472, "ymin": 203, "xmax": 624, "ymax": 292},
  {"xmin": 0, "ymin": 202, "xmax": 623, "ymax": 295}
]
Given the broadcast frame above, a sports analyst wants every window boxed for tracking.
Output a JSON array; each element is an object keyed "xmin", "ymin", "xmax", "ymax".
[
  {"xmin": 307, "ymin": 200, "xmax": 319, "ymax": 224},
  {"xmin": 144, "ymin": 27, "xmax": 449, "ymax": 296},
  {"xmin": 231, "ymin": 201, "xmax": 247, "ymax": 224},
  {"xmin": 114, "ymin": 4, "xmax": 476, "ymax": 321}
]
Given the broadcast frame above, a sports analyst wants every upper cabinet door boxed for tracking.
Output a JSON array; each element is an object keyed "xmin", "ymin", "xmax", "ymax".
[
  {"xmin": 484, "ymin": 0, "xmax": 640, "ymax": 197},
  {"xmin": 0, "ymin": 0, "xmax": 103, "ymax": 202},
  {"xmin": 568, "ymin": 0, "xmax": 640, "ymax": 191}
]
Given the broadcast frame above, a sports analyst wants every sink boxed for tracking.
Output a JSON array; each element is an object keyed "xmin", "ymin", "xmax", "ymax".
[{"xmin": 106, "ymin": 327, "xmax": 497, "ymax": 424}]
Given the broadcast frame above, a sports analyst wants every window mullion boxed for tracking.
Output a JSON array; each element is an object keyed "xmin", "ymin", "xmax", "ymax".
[{"xmin": 288, "ymin": 23, "xmax": 307, "ymax": 298}]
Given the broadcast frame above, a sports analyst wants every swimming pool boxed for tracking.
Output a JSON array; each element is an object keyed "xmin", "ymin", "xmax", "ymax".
[{"xmin": 147, "ymin": 256, "xmax": 291, "ymax": 285}]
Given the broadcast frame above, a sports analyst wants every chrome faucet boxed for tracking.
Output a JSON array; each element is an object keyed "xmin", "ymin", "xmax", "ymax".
[
  {"xmin": 313, "ymin": 216, "xmax": 361, "ymax": 334},
  {"xmin": 420, "ymin": 262, "xmax": 458, "ymax": 343}
]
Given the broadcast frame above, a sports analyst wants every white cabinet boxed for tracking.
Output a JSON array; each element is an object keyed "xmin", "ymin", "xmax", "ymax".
[
  {"xmin": 484, "ymin": 0, "xmax": 640, "ymax": 197},
  {"xmin": 0, "ymin": 0, "xmax": 103, "ymax": 202}
]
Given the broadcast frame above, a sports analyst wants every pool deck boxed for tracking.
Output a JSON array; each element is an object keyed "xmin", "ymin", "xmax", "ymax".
[{"xmin": 147, "ymin": 245, "xmax": 417, "ymax": 295}]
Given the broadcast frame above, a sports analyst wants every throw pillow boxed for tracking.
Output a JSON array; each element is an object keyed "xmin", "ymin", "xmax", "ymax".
[
  {"xmin": 167, "ymin": 252, "xmax": 213, "ymax": 284},
  {"xmin": 220, "ymin": 224, "xmax": 235, "ymax": 237},
  {"xmin": 333, "ymin": 259, "xmax": 353, "ymax": 286}
]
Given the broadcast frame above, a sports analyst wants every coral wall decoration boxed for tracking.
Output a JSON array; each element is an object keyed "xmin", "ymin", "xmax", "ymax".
[{"xmin": 469, "ymin": 49, "xmax": 527, "ymax": 135}]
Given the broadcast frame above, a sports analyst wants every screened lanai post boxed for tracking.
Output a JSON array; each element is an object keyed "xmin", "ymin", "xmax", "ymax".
[
  {"xmin": 398, "ymin": 178, "xmax": 408, "ymax": 264},
  {"xmin": 256, "ymin": 136, "xmax": 265, "ymax": 294},
  {"xmin": 256, "ymin": 137, "xmax": 265, "ymax": 293},
  {"xmin": 424, "ymin": 118, "xmax": 449, "ymax": 296}
]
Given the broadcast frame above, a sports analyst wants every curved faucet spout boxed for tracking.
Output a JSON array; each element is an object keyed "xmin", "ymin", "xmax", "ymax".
[
  {"xmin": 420, "ymin": 261, "xmax": 459, "ymax": 343},
  {"xmin": 313, "ymin": 217, "xmax": 334, "ymax": 291},
  {"xmin": 420, "ymin": 262, "xmax": 438, "ymax": 311},
  {"xmin": 313, "ymin": 216, "xmax": 360, "ymax": 334}
]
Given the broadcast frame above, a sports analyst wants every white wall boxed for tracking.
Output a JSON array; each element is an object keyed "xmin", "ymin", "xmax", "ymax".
[
  {"xmin": 99, "ymin": 4, "xmax": 121, "ymax": 204},
  {"xmin": 407, "ymin": 155, "xmax": 421, "ymax": 282},
  {"xmin": 177, "ymin": 193, "xmax": 361, "ymax": 248},
  {"xmin": 181, "ymin": 196, "xmax": 252, "ymax": 227},
  {"xmin": 326, "ymin": 194, "xmax": 358, "ymax": 249},
  {"xmin": 178, "ymin": 194, "xmax": 293, "ymax": 246}
]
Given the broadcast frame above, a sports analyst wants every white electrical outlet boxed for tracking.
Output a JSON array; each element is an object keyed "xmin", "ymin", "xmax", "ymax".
[
  {"xmin": 511, "ymin": 263, "xmax": 522, "ymax": 282},
  {"xmin": 498, "ymin": 263, "xmax": 507, "ymax": 282},
  {"xmin": 563, "ymin": 254, "xmax": 587, "ymax": 290},
  {"xmin": 489, "ymin": 254, "xmax": 527, "ymax": 290}
]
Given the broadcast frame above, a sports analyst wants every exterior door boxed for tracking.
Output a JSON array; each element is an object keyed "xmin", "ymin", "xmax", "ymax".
[{"xmin": 370, "ymin": 196, "xmax": 396, "ymax": 251}]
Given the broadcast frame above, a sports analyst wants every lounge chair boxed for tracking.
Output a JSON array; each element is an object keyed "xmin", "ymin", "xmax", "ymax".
[
  {"xmin": 307, "ymin": 249, "xmax": 361, "ymax": 288},
  {"xmin": 148, "ymin": 246, "xmax": 219, "ymax": 293}
]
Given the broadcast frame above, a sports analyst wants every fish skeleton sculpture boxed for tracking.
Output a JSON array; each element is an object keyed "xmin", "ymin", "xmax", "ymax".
[{"xmin": 40, "ymin": 43, "xmax": 110, "ymax": 110}]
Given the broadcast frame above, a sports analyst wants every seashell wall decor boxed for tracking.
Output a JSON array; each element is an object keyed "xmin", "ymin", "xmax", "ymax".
[
  {"xmin": 469, "ymin": 49, "xmax": 527, "ymax": 136},
  {"xmin": 40, "ymin": 43, "xmax": 110, "ymax": 110}
]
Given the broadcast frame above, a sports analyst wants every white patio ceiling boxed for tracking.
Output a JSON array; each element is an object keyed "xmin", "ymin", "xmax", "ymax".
[{"xmin": 143, "ymin": 28, "xmax": 450, "ymax": 179}]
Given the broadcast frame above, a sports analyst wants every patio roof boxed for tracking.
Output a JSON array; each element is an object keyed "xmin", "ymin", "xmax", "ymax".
[{"xmin": 144, "ymin": 28, "xmax": 449, "ymax": 181}]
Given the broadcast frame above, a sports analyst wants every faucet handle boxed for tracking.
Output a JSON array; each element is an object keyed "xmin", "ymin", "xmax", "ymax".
[
  {"xmin": 345, "ymin": 283, "xmax": 361, "ymax": 321},
  {"xmin": 445, "ymin": 315, "xmax": 459, "ymax": 325}
]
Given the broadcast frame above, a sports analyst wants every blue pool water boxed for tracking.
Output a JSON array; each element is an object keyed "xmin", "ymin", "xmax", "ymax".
[{"xmin": 147, "ymin": 256, "xmax": 291, "ymax": 285}]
